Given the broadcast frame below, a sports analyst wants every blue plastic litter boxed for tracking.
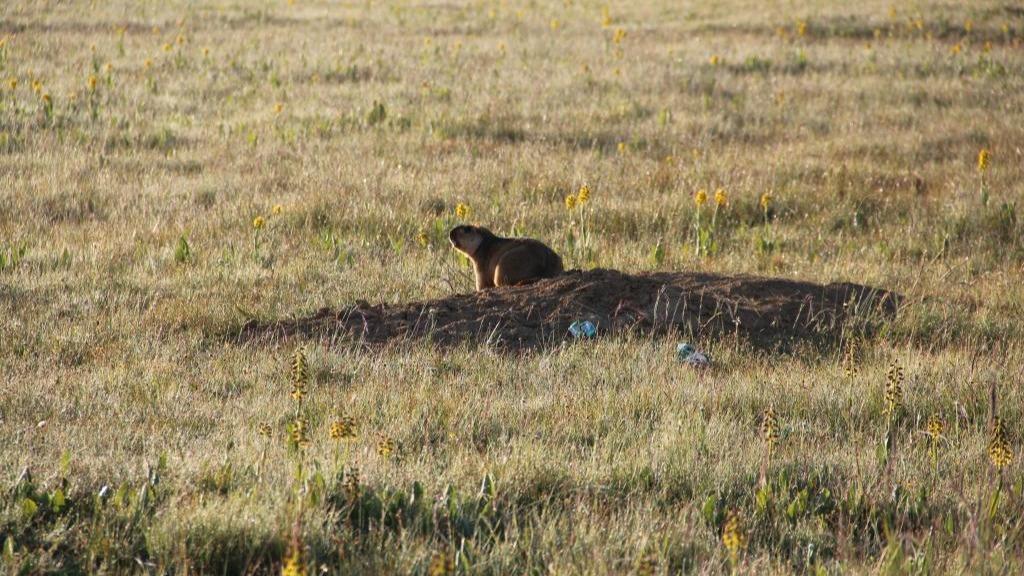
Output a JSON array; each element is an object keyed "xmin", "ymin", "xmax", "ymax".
[
  {"xmin": 568, "ymin": 320, "xmax": 597, "ymax": 339},
  {"xmin": 677, "ymin": 342, "xmax": 711, "ymax": 367}
]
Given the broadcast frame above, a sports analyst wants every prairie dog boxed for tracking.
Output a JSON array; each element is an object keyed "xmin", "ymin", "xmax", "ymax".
[{"xmin": 448, "ymin": 225, "xmax": 563, "ymax": 291}]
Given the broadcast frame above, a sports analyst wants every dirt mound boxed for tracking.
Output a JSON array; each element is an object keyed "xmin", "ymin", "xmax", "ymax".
[{"xmin": 237, "ymin": 269, "xmax": 899, "ymax": 351}]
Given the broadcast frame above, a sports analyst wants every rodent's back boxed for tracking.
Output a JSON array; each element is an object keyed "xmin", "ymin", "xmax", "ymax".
[{"xmin": 504, "ymin": 237, "xmax": 563, "ymax": 276}]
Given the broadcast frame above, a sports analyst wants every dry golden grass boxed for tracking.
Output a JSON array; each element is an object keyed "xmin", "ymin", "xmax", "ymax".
[{"xmin": 1, "ymin": 0, "xmax": 1023, "ymax": 573}]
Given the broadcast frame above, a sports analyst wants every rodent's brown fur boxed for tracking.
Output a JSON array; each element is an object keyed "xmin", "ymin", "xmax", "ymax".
[{"xmin": 448, "ymin": 225, "xmax": 563, "ymax": 291}]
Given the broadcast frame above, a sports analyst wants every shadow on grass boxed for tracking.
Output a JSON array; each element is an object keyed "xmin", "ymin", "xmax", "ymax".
[{"xmin": 231, "ymin": 268, "xmax": 900, "ymax": 354}]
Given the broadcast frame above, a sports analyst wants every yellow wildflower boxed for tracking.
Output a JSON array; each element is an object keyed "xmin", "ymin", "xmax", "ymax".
[
  {"xmin": 714, "ymin": 188, "xmax": 727, "ymax": 207},
  {"xmin": 429, "ymin": 552, "xmax": 454, "ymax": 576},
  {"xmin": 253, "ymin": 215, "xmax": 266, "ymax": 230},
  {"xmin": 761, "ymin": 406, "xmax": 778, "ymax": 453},
  {"xmin": 977, "ymin": 148, "xmax": 989, "ymax": 172},
  {"xmin": 926, "ymin": 413, "xmax": 943, "ymax": 443},
  {"xmin": 290, "ymin": 346, "xmax": 308, "ymax": 401},
  {"xmin": 613, "ymin": 28, "xmax": 626, "ymax": 45},
  {"xmin": 377, "ymin": 436, "xmax": 396, "ymax": 458},
  {"xmin": 289, "ymin": 417, "xmax": 310, "ymax": 450},
  {"xmin": 564, "ymin": 194, "xmax": 577, "ymax": 211},
  {"xmin": 694, "ymin": 189, "xmax": 707, "ymax": 207},
  {"xmin": 330, "ymin": 415, "xmax": 357, "ymax": 440},
  {"xmin": 760, "ymin": 192, "xmax": 773, "ymax": 211},
  {"xmin": 281, "ymin": 540, "xmax": 306, "ymax": 576},
  {"xmin": 272, "ymin": 204, "xmax": 283, "ymax": 215},
  {"xmin": 709, "ymin": 54, "xmax": 720, "ymax": 66},
  {"xmin": 455, "ymin": 203, "xmax": 469, "ymax": 219},
  {"xmin": 884, "ymin": 361, "xmax": 904, "ymax": 417},
  {"xmin": 577, "ymin": 185, "xmax": 590, "ymax": 204},
  {"xmin": 989, "ymin": 417, "xmax": 1013, "ymax": 470},
  {"xmin": 722, "ymin": 511, "xmax": 745, "ymax": 562}
]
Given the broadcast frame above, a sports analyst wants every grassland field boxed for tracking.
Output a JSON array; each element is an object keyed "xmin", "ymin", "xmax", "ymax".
[{"xmin": 1, "ymin": 0, "xmax": 1024, "ymax": 573}]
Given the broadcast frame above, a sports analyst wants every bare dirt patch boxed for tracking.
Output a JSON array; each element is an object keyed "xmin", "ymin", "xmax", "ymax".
[{"xmin": 236, "ymin": 269, "xmax": 899, "ymax": 351}]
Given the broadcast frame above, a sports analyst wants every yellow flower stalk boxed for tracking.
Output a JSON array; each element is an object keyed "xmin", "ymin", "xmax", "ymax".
[
  {"xmin": 989, "ymin": 417, "xmax": 1013, "ymax": 470},
  {"xmin": 290, "ymin": 417, "xmax": 310, "ymax": 450},
  {"xmin": 721, "ymin": 510, "xmax": 745, "ymax": 563},
  {"xmin": 290, "ymin": 347, "xmax": 308, "ymax": 401},
  {"xmin": 377, "ymin": 436, "xmax": 395, "ymax": 458},
  {"xmin": 577, "ymin": 185, "xmax": 590, "ymax": 204},
  {"xmin": 330, "ymin": 415, "xmax": 357, "ymax": 440},
  {"xmin": 884, "ymin": 361, "xmax": 904, "ymax": 417},
  {"xmin": 714, "ymin": 188, "xmax": 727, "ymax": 207},
  {"xmin": 281, "ymin": 539, "xmax": 306, "ymax": 576},
  {"xmin": 761, "ymin": 406, "xmax": 779, "ymax": 454}
]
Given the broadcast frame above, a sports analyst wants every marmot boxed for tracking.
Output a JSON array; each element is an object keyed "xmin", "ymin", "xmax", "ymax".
[{"xmin": 449, "ymin": 225, "xmax": 563, "ymax": 291}]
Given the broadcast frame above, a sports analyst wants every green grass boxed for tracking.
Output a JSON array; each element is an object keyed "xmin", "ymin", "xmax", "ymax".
[{"xmin": 1, "ymin": 0, "xmax": 1023, "ymax": 573}]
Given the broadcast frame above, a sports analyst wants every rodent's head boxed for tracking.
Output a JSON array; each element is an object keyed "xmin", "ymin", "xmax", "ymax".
[{"xmin": 449, "ymin": 225, "xmax": 491, "ymax": 257}]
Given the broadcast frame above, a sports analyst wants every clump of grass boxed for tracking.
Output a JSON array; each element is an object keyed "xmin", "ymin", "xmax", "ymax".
[
  {"xmin": 174, "ymin": 235, "xmax": 192, "ymax": 265},
  {"xmin": 756, "ymin": 192, "xmax": 775, "ymax": 255}
]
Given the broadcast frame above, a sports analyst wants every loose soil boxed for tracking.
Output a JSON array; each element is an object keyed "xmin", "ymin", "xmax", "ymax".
[{"xmin": 236, "ymin": 269, "xmax": 899, "ymax": 351}]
